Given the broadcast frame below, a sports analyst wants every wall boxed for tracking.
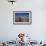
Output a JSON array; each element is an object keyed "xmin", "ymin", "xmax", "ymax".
[{"xmin": 0, "ymin": 0, "xmax": 46, "ymax": 42}]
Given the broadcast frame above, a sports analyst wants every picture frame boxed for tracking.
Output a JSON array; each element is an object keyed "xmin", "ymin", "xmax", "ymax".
[{"xmin": 13, "ymin": 11, "xmax": 32, "ymax": 25}]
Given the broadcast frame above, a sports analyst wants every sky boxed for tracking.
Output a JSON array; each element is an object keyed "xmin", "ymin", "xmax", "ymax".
[{"xmin": 15, "ymin": 13, "xmax": 29, "ymax": 17}]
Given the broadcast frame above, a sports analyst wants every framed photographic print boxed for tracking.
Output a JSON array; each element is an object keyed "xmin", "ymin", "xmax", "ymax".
[{"xmin": 13, "ymin": 11, "xmax": 32, "ymax": 25}]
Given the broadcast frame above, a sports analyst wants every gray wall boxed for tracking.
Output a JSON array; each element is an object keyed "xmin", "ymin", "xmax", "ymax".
[{"xmin": 0, "ymin": 0, "xmax": 46, "ymax": 41}]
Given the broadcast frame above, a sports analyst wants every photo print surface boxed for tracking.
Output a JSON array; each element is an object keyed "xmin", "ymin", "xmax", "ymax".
[{"xmin": 15, "ymin": 13, "xmax": 29, "ymax": 22}]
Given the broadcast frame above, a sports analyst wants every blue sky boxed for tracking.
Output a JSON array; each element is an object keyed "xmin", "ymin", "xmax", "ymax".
[{"xmin": 15, "ymin": 13, "xmax": 29, "ymax": 17}]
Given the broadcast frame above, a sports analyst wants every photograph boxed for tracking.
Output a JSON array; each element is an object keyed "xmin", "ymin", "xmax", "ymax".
[
  {"xmin": 15, "ymin": 13, "xmax": 29, "ymax": 22},
  {"xmin": 0, "ymin": 0, "xmax": 46, "ymax": 46},
  {"xmin": 13, "ymin": 11, "xmax": 32, "ymax": 25}
]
